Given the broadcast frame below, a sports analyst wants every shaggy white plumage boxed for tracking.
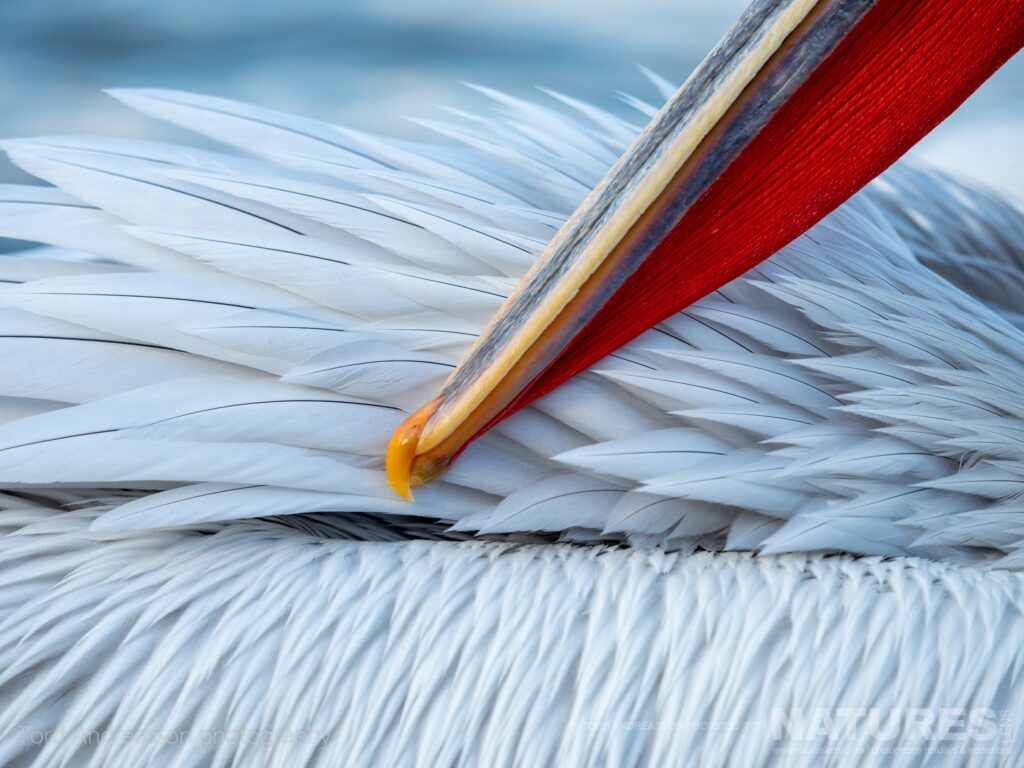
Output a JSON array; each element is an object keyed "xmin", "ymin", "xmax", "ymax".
[
  {"xmin": 0, "ymin": 499, "xmax": 1022, "ymax": 767},
  {"xmin": 0, "ymin": 79, "xmax": 1022, "ymax": 765}
]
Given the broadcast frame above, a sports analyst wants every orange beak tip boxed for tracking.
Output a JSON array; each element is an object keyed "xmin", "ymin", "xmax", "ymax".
[
  {"xmin": 386, "ymin": 430, "xmax": 416, "ymax": 501},
  {"xmin": 386, "ymin": 399, "xmax": 441, "ymax": 500}
]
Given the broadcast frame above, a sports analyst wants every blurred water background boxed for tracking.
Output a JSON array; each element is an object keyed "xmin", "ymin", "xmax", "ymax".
[{"xmin": 1, "ymin": 0, "xmax": 1021, "ymax": 201}]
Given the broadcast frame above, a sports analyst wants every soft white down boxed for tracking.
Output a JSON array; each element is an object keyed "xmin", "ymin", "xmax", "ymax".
[{"xmin": 0, "ymin": 80, "xmax": 1022, "ymax": 766}]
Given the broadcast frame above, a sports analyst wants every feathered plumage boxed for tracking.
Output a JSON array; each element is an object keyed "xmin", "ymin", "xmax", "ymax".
[
  {"xmin": 1, "ymin": 86, "xmax": 1022, "ymax": 562},
  {"xmin": 0, "ymin": 82, "xmax": 1023, "ymax": 765},
  {"xmin": 1, "ymin": 499, "xmax": 1022, "ymax": 767}
]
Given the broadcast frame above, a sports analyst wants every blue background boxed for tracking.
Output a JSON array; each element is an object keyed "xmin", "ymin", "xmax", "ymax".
[{"xmin": 1, "ymin": 0, "xmax": 1021, "ymax": 197}]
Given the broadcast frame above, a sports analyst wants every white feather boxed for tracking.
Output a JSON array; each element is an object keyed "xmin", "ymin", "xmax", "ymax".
[{"xmin": 0, "ymin": 84, "xmax": 1021, "ymax": 565}]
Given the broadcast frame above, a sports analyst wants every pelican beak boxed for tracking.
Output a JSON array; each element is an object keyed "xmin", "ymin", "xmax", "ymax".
[{"xmin": 388, "ymin": 0, "xmax": 1024, "ymax": 497}]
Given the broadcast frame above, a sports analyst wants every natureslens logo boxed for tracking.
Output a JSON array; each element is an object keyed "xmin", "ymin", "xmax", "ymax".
[{"xmin": 770, "ymin": 707, "xmax": 1012, "ymax": 757}]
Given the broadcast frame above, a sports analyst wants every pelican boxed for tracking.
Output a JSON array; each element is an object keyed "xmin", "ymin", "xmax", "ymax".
[{"xmin": 0, "ymin": 0, "xmax": 1023, "ymax": 764}]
